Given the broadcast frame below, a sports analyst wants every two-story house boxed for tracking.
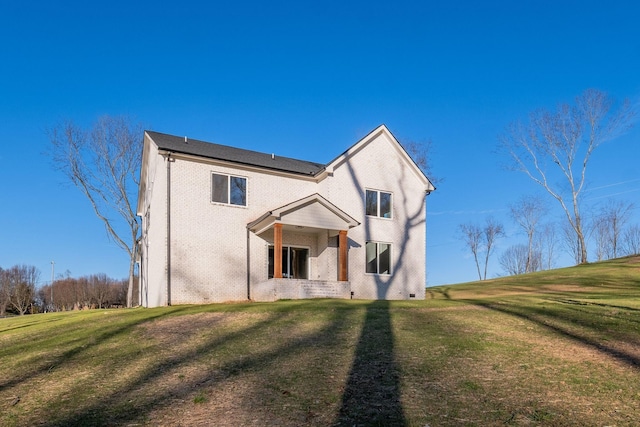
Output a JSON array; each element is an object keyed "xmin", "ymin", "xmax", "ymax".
[{"xmin": 136, "ymin": 124, "xmax": 435, "ymax": 307}]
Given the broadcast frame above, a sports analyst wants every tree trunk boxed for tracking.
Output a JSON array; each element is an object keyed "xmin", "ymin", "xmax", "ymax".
[
  {"xmin": 127, "ymin": 255, "xmax": 135, "ymax": 308},
  {"xmin": 474, "ymin": 254, "xmax": 482, "ymax": 281},
  {"xmin": 574, "ymin": 212, "xmax": 588, "ymax": 264}
]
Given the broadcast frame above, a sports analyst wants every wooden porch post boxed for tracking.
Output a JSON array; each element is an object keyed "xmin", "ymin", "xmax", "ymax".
[
  {"xmin": 274, "ymin": 223, "xmax": 283, "ymax": 279},
  {"xmin": 338, "ymin": 230, "xmax": 348, "ymax": 282}
]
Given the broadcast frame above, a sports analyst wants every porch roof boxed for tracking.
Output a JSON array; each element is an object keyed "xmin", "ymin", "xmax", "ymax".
[{"xmin": 247, "ymin": 193, "xmax": 360, "ymax": 236}]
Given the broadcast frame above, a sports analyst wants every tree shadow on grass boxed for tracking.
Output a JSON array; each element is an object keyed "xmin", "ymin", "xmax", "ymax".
[
  {"xmin": 0, "ymin": 306, "xmax": 195, "ymax": 394},
  {"xmin": 329, "ymin": 126, "xmax": 428, "ymax": 426},
  {"xmin": 335, "ymin": 300, "xmax": 406, "ymax": 426},
  {"xmin": 38, "ymin": 302, "xmax": 359, "ymax": 426},
  {"xmin": 466, "ymin": 299, "xmax": 640, "ymax": 369}
]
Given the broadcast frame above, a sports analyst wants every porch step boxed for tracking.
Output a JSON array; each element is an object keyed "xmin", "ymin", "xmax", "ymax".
[
  {"xmin": 300, "ymin": 281, "xmax": 346, "ymax": 298},
  {"xmin": 252, "ymin": 279, "xmax": 351, "ymax": 302}
]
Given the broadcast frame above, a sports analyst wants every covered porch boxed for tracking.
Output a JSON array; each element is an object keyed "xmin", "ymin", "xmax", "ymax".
[{"xmin": 247, "ymin": 193, "xmax": 359, "ymax": 301}]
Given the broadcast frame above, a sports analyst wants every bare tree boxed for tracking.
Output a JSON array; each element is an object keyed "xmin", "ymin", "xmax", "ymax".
[
  {"xmin": 598, "ymin": 200, "xmax": 634, "ymax": 259},
  {"xmin": 591, "ymin": 200, "xmax": 634, "ymax": 261},
  {"xmin": 499, "ymin": 245, "xmax": 529, "ymax": 275},
  {"xmin": 561, "ymin": 220, "xmax": 582, "ymax": 264},
  {"xmin": 460, "ymin": 223, "xmax": 483, "ymax": 280},
  {"xmin": 89, "ymin": 273, "xmax": 114, "ymax": 309},
  {"xmin": 402, "ymin": 139, "xmax": 442, "ymax": 185},
  {"xmin": 0, "ymin": 268, "xmax": 10, "ymax": 316},
  {"xmin": 591, "ymin": 215, "xmax": 609, "ymax": 261},
  {"xmin": 460, "ymin": 218, "xmax": 505, "ymax": 280},
  {"xmin": 75, "ymin": 276, "xmax": 92, "ymax": 309},
  {"xmin": 52, "ymin": 276, "xmax": 76, "ymax": 311},
  {"xmin": 539, "ymin": 222, "xmax": 557, "ymax": 270},
  {"xmin": 500, "ymin": 244, "xmax": 542, "ymax": 276},
  {"xmin": 49, "ymin": 116, "xmax": 143, "ymax": 307},
  {"xmin": 509, "ymin": 195, "xmax": 547, "ymax": 273},
  {"xmin": 622, "ymin": 224, "xmax": 640, "ymax": 256},
  {"xmin": 482, "ymin": 217, "xmax": 505, "ymax": 280},
  {"xmin": 500, "ymin": 89, "xmax": 635, "ymax": 264},
  {"xmin": 37, "ymin": 285, "xmax": 51, "ymax": 312},
  {"xmin": 8, "ymin": 265, "xmax": 39, "ymax": 315}
]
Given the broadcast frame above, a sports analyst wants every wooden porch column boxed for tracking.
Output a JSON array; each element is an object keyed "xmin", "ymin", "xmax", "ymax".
[
  {"xmin": 274, "ymin": 223, "xmax": 283, "ymax": 279},
  {"xmin": 338, "ymin": 230, "xmax": 348, "ymax": 282}
]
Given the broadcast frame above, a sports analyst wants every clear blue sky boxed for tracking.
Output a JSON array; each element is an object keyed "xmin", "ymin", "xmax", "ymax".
[{"xmin": 1, "ymin": 1, "xmax": 639, "ymax": 287}]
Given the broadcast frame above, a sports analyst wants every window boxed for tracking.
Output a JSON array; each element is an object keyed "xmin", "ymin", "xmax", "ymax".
[
  {"xmin": 366, "ymin": 242, "xmax": 391, "ymax": 275},
  {"xmin": 212, "ymin": 173, "xmax": 247, "ymax": 206},
  {"xmin": 366, "ymin": 190, "xmax": 392, "ymax": 218}
]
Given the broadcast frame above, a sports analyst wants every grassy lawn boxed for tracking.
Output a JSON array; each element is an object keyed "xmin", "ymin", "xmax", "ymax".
[{"xmin": 1, "ymin": 257, "xmax": 640, "ymax": 426}]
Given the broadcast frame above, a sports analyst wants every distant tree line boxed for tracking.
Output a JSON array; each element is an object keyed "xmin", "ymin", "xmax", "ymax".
[
  {"xmin": 460, "ymin": 197, "xmax": 639, "ymax": 280},
  {"xmin": 0, "ymin": 265, "xmax": 137, "ymax": 316}
]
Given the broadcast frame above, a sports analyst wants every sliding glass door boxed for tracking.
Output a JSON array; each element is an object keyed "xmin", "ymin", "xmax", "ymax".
[{"xmin": 268, "ymin": 246, "xmax": 309, "ymax": 279}]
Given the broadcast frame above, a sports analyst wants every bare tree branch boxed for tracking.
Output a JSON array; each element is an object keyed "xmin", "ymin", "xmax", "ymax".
[
  {"xmin": 592, "ymin": 199, "xmax": 634, "ymax": 259},
  {"xmin": 402, "ymin": 138, "xmax": 442, "ymax": 186},
  {"xmin": 460, "ymin": 217, "xmax": 505, "ymax": 280},
  {"xmin": 509, "ymin": 195, "xmax": 547, "ymax": 273},
  {"xmin": 459, "ymin": 223, "xmax": 483, "ymax": 280},
  {"xmin": 482, "ymin": 217, "xmax": 505, "ymax": 280},
  {"xmin": 499, "ymin": 89, "xmax": 635, "ymax": 264},
  {"xmin": 48, "ymin": 115, "xmax": 143, "ymax": 307}
]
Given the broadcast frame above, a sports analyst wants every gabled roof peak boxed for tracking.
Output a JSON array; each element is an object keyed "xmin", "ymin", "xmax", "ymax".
[{"xmin": 325, "ymin": 124, "xmax": 435, "ymax": 192}]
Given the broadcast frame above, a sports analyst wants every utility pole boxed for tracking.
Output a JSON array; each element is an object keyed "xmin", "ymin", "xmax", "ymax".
[{"xmin": 50, "ymin": 261, "xmax": 55, "ymax": 312}]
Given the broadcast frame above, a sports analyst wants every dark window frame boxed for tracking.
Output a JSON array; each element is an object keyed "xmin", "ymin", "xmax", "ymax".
[
  {"xmin": 211, "ymin": 172, "xmax": 247, "ymax": 206},
  {"xmin": 365, "ymin": 241, "xmax": 392, "ymax": 275},
  {"xmin": 365, "ymin": 189, "xmax": 393, "ymax": 219}
]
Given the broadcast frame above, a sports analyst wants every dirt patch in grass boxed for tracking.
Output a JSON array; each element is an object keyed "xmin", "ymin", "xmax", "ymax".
[{"xmin": 138, "ymin": 311, "xmax": 267, "ymax": 347}]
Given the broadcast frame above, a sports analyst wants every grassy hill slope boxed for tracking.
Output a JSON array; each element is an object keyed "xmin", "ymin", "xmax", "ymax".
[{"xmin": 1, "ymin": 257, "xmax": 639, "ymax": 426}]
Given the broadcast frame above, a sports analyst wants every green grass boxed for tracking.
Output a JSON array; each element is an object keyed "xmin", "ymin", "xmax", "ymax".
[{"xmin": 2, "ymin": 256, "xmax": 640, "ymax": 426}]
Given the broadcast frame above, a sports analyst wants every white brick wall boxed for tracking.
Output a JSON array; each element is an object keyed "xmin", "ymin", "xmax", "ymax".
[
  {"xmin": 140, "ymin": 127, "xmax": 430, "ymax": 306},
  {"xmin": 139, "ymin": 139, "xmax": 168, "ymax": 307},
  {"xmin": 323, "ymin": 131, "xmax": 427, "ymax": 300}
]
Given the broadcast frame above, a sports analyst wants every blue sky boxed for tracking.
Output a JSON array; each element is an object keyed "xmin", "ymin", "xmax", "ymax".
[{"xmin": 1, "ymin": 1, "xmax": 639, "ymax": 286}]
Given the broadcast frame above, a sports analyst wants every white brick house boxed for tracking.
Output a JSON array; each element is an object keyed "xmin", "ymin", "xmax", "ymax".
[{"xmin": 136, "ymin": 125, "xmax": 435, "ymax": 307}]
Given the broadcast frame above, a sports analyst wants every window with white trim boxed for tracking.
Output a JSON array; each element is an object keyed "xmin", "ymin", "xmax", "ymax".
[
  {"xmin": 212, "ymin": 173, "xmax": 247, "ymax": 206},
  {"xmin": 366, "ymin": 241, "xmax": 392, "ymax": 275},
  {"xmin": 366, "ymin": 189, "xmax": 392, "ymax": 218}
]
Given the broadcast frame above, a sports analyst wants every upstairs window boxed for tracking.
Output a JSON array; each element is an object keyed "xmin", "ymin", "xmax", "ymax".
[
  {"xmin": 212, "ymin": 173, "xmax": 247, "ymax": 206},
  {"xmin": 366, "ymin": 189, "xmax": 392, "ymax": 218},
  {"xmin": 366, "ymin": 241, "xmax": 392, "ymax": 275}
]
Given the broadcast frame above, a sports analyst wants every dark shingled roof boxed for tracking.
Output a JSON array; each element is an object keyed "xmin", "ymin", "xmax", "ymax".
[{"xmin": 147, "ymin": 131, "xmax": 326, "ymax": 176}]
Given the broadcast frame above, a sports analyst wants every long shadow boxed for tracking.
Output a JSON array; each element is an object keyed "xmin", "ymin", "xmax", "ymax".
[
  {"xmin": 0, "ymin": 306, "xmax": 195, "ymax": 393},
  {"xmin": 335, "ymin": 300, "xmax": 406, "ymax": 426},
  {"xmin": 329, "ymin": 137, "xmax": 427, "ymax": 425},
  {"xmin": 466, "ymin": 299, "xmax": 640, "ymax": 369},
  {"xmin": 43, "ymin": 301, "xmax": 356, "ymax": 426},
  {"xmin": 542, "ymin": 298, "xmax": 640, "ymax": 330},
  {"xmin": 0, "ymin": 315, "xmax": 64, "ymax": 333},
  {"xmin": 546, "ymin": 297, "xmax": 640, "ymax": 313}
]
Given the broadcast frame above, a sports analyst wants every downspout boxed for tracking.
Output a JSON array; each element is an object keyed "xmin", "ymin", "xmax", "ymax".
[
  {"xmin": 142, "ymin": 210, "xmax": 150, "ymax": 307},
  {"xmin": 138, "ymin": 254, "xmax": 142, "ymax": 306},
  {"xmin": 166, "ymin": 152, "xmax": 174, "ymax": 306},
  {"xmin": 136, "ymin": 237, "xmax": 143, "ymax": 307},
  {"xmin": 246, "ymin": 227, "xmax": 251, "ymax": 300},
  {"xmin": 144, "ymin": 233, "xmax": 149, "ymax": 307}
]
